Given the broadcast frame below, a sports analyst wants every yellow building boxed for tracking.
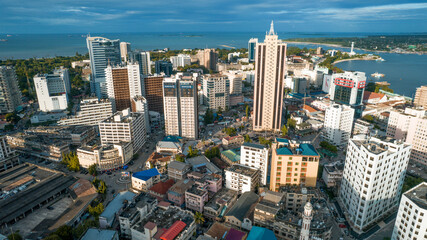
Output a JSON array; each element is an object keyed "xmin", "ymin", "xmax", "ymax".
[{"xmin": 270, "ymin": 138, "xmax": 319, "ymax": 191}]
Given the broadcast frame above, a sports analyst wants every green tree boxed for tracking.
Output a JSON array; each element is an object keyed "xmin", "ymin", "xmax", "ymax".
[
  {"xmin": 245, "ymin": 105, "xmax": 250, "ymax": 119},
  {"xmin": 204, "ymin": 147, "xmax": 220, "ymax": 160},
  {"xmin": 194, "ymin": 211, "xmax": 205, "ymax": 225},
  {"xmin": 187, "ymin": 146, "xmax": 199, "ymax": 158},
  {"xmin": 217, "ymin": 107, "xmax": 223, "ymax": 115},
  {"xmin": 7, "ymin": 232, "xmax": 22, "ymax": 240},
  {"xmin": 175, "ymin": 154, "xmax": 185, "ymax": 163},
  {"xmin": 88, "ymin": 164, "xmax": 97, "ymax": 176},
  {"xmin": 222, "ymin": 127, "xmax": 237, "ymax": 136},
  {"xmin": 53, "ymin": 225, "xmax": 73, "ymax": 240},
  {"xmin": 362, "ymin": 115, "xmax": 374, "ymax": 123},
  {"xmin": 244, "ymin": 134, "xmax": 252, "ymax": 143},
  {"xmin": 92, "ymin": 177, "xmax": 100, "ymax": 188},
  {"xmin": 281, "ymin": 125, "xmax": 288, "ymax": 137},
  {"xmin": 259, "ymin": 137, "xmax": 272, "ymax": 147},
  {"xmin": 97, "ymin": 180, "xmax": 107, "ymax": 194},
  {"xmin": 204, "ymin": 108, "xmax": 214, "ymax": 125},
  {"xmin": 287, "ymin": 118, "xmax": 296, "ymax": 129},
  {"xmin": 5, "ymin": 112, "xmax": 21, "ymax": 124},
  {"xmin": 88, "ymin": 202, "xmax": 104, "ymax": 217}
]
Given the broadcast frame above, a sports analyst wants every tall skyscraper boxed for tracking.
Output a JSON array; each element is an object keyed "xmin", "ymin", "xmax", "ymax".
[
  {"xmin": 170, "ymin": 54, "xmax": 191, "ymax": 69},
  {"xmin": 340, "ymin": 137, "xmax": 411, "ymax": 232},
  {"xmin": 329, "ymin": 71, "xmax": 366, "ymax": 117},
  {"xmin": 155, "ymin": 61, "xmax": 173, "ymax": 76},
  {"xmin": 324, "ymin": 104, "xmax": 355, "ymax": 146},
  {"xmin": 203, "ymin": 74, "xmax": 230, "ymax": 110},
  {"xmin": 196, "ymin": 49, "xmax": 218, "ymax": 71},
  {"xmin": 387, "ymin": 108, "xmax": 427, "ymax": 167},
  {"xmin": 269, "ymin": 138, "xmax": 320, "ymax": 191},
  {"xmin": 131, "ymin": 96, "xmax": 151, "ymax": 134},
  {"xmin": 120, "ymin": 42, "xmax": 131, "ymax": 62},
  {"xmin": 253, "ymin": 21, "xmax": 287, "ymax": 132},
  {"xmin": 128, "ymin": 51, "xmax": 151, "ymax": 76},
  {"xmin": 0, "ymin": 66, "xmax": 23, "ymax": 114},
  {"xmin": 391, "ymin": 182, "xmax": 427, "ymax": 240},
  {"xmin": 86, "ymin": 36, "xmax": 121, "ymax": 98},
  {"xmin": 143, "ymin": 75, "xmax": 164, "ymax": 113},
  {"xmin": 34, "ymin": 67, "xmax": 70, "ymax": 112},
  {"xmin": 223, "ymin": 71, "xmax": 243, "ymax": 95},
  {"xmin": 414, "ymin": 85, "xmax": 427, "ymax": 109},
  {"xmin": 105, "ymin": 63, "xmax": 142, "ymax": 111},
  {"xmin": 163, "ymin": 77, "xmax": 198, "ymax": 139},
  {"xmin": 248, "ymin": 38, "xmax": 258, "ymax": 62}
]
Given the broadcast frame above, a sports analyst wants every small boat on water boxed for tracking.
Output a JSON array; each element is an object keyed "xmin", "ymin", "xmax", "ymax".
[
  {"xmin": 371, "ymin": 72, "xmax": 385, "ymax": 78},
  {"xmin": 375, "ymin": 58, "xmax": 385, "ymax": 62},
  {"xmin": 0, "ymin": 39, "xmax": 7, "ymax": 42},
  {"xmin": 6, "ymin": 35, "xmax": 12, "ymax": 37}
]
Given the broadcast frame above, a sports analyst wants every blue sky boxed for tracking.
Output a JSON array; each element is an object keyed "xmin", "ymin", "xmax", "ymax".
[{"xmin": 1, "ymin": 0, "xmax": 427, "ymax": 33}]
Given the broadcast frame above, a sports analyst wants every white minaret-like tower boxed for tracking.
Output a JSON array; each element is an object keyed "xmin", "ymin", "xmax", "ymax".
[{"xmin": 299, "ymin": 202, "xmax": 313, "ymax": 240}]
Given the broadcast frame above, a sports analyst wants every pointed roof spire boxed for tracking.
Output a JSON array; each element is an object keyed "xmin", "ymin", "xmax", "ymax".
[{"xmin": 269, "ymin": 20, "xmax": 275, "ymax": 35}]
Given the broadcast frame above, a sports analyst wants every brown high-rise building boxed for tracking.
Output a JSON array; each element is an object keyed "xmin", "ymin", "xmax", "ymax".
[
  {"xmin": 196, "ymin": 49, "xmax": 218, "ymax": 71},
  {"xmin": 143, "ymin": 76, "xmax": 164, "ymax": 113},
  {"xmin": 105, "ymin": 64, "xmax": 143, "ymax": 112}
]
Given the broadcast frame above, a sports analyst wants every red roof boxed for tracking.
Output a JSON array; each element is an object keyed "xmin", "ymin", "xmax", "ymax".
[
  {"xmin": 303, "ymin": 105, "xmax": 318, "ymax": 113},
  {"xmin": 149, "ymin": 179, "xmax": 175, "ymax": 195},
  {"xmin": 158, "ymin": 201, "xmax": 171, "ymax": 208},
  {"xmin": 160, "ymin": 220, "xmax": 187, "ymax": 240},
  {"xmin": 363, "ymin": 91, "xmax": 385, "ymax": 101}
]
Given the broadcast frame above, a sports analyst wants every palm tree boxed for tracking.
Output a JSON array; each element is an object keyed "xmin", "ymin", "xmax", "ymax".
[{"xmin": 194, "ymin": 211, "xmax": 205, "ymax": 225}]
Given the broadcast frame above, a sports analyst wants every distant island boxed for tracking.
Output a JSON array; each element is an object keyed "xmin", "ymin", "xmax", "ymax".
[{"xmin": 285, "ymin": 35, "xmax": 427, "ymax": 54}]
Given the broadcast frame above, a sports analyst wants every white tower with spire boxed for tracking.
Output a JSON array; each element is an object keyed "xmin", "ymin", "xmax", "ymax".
[
  {"xmin": 299, "ymin": 202, "xmax": 313, "ymax": 240},
  {"xmin": 349, "ymin": 42, "xmax": 356, "ymax": 56},
  {"xmin": 253, "ymin": 21, "xmax": 287, "ymax": 132}
]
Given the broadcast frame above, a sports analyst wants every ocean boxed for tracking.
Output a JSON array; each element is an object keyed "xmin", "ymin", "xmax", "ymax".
[{"xmin": 0, "ymin": 32, "xmax": 426, "ymax": 96}]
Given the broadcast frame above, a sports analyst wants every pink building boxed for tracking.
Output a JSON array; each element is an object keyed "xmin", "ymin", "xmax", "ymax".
[
  {"xmin": 185, "ymin": 185, "xmax": 208, "ymax": 212},
  {"xmin": 167, "ymin": 179, "xmax": 194, "ymax": 206},
  {"xmin": 188, "ymin": 172, "xmax": 222, "ymax": 193}
]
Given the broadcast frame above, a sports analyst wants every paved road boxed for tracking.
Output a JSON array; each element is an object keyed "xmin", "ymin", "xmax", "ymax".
[{"xmin": 366, "ymin": 218, "xmax": 395, "ymax": 240}]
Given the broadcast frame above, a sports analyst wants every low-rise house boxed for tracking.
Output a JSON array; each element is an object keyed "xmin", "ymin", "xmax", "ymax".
[
  {"xmin": 81, "ymin": 229, "xmax": 119, "ymax": 240},
  {"xmin": 254, "ymin": 190, "xmax": 285, "ymax": 228},
  {"xmin": 203, "ymin": 188, "xmax": 238, "ymax": 220},
  {"xmin": 188, "ymin": 171, "xmax": 222, "ymax": 193},
  {"xmin": 130, "ymin": 204, "xmax": 196, "ymax": 240},
  {"xmin": 205, "ymin": 222, "xmax": 247, "ymax": 240},
  {"xmin": 144, "ymin": 152, "xmax": 171, "ymax": 174},
  {"xmin": 185, "ymin": 185, "xmax": 209, "ymax": 212},
  {"xmin": 247, "ymin": 226, "xmax": 277, "ymax": 240},
  {"xmin": 352, "ymin": 119, "xmax": 373, "ymax": 136},
  {"xmin": 363, "ymin": 91, "xmax": 387, "ymax": 104},
  {"xmin": 306, "ymin": 119, "xmax": 323, "ymax": 131},
  {"xmin": 167, "ymin": 179, "xmax": 194, "ymax": 207},
  {"xmin": 168, "ymin": 161, "xmax": 192, "ymax": 181},
  {"xmin": 77, "ymin": 141, "xmax": 133, "ymax": 171},
  {"xmin": 156, "ymin": 141, "xmax": 183, "ymax": 155},
  {"xmin": 118, "ymin": 193, "xmax": 158, "ymax": 238},
  {"xmin": 131, "ymin": 168, "xmax": 161, "ymax": 192},
  {"xmin": 186, "ymin": 155, "xmax": 221, "ymax": 174},
  {"xmin": 224, "ymin": 191, "xmax": 259, "ymax": 231},
  {"xmin": 221, "ymin": 149, "xmax": 240, "ymax": 165},
  {"xmin": 282, "ymin": 186, "xmax": 316, "ymax": 212},
  {"xmin": 222, "ymin": 135, "xmax": 244, "ymax": 149},
  {"xmin": 99, "ymin": 191, "xmax": 136, "ymax": 228},
  {"xmin": 322, "ymin": 162, "xmax": 344, "ymax": 188},
  {"xmin": 148, "ymin": 179, "xmax": 175, "ymax": 201},
  {"xmin": 225, "ymin": 164, "xmax": 260, "ymax": 194}
]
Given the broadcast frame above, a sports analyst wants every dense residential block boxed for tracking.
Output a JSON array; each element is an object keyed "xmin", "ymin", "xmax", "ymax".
[{"xmin": 0, "ymin": 66, "xmax": 23, "ymax": 114}]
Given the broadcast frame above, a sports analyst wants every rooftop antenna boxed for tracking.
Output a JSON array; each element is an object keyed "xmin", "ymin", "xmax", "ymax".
[{"xmin": 269, "ymin": 20, "xmax": 275, "ymax": 35}]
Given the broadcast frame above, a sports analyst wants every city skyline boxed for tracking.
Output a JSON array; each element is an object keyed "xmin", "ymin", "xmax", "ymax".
[{"xmin": 1, "ymin": 1, "xmax": 427, "ymax": 33}]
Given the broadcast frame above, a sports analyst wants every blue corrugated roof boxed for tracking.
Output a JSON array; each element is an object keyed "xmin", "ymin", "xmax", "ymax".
[
  {"xmin": 132, "ymin": 168, "xmax": 160, "ymax": 181},
  {"xmin": 162, "ymin": 136, "xmax": 182, "ymax": 142},
  {"xmin": 247, "ymin": 226, "xmax": 277, "ymax": 240},
  {"xmin": 300, "ymin": 143, "xmax": 319, "ymax": 156},
  {"xmin": 276, "ymin": 147, "xmax": 293, "ymax": 155},
  {"xmin": 276, "ymin": 138, "xmax": 289, "ymax": 143},
  {"xmin": 242, "ymin": 142, "xmax": 265, "ymax": 150}
]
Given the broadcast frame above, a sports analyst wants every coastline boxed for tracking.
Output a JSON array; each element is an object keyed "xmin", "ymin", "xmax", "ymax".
[
  {"xmin": 283, "ymin": 41, "xmax": 343, "ymax": 48},
  {"xmin": 332, "ymin": 58, "xmax": 377, "ymax": 65}
]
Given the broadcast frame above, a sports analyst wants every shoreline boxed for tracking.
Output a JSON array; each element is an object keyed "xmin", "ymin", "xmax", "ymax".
[
  {"xmin": 284, "ymin": 41, "xmax": 344, "ymax": 48},
  {"xmin": 332, "ymin": 58, "xmax": 377, "ymax": 65}
]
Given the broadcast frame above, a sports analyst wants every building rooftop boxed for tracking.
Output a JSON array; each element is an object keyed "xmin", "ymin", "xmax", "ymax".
[
  {"xmin": 119, "ymin": 193, "xmax": 157, "ymax": 218},
  {"xmin": 363, "ymin": 91, "xmax": 385, "ymax": 101},
  {"xmin": 81, "ymin": 229, "xmax": 117, "ymax": 240},
  {"xmin": 186, "ymin": 155, "xmax": 221, "ymax": 174},
  {"xmin": 168, "ymin": 161, "xmax": 190, "ymax": 171},
  {"xmin": 162, "ymin": 136, "xmax": 183, "ymax": 143},
  {"xmin": 186, "ymin": 184, "xmax": 208, "ymax": 196},
  {"xmin": 168, "ymin": 179, "xmax": 194, "ymax": 195},
  {"xmin": 247, "ymin": 226, "xmax": 277, "ymax": 240},
  {"xmin": 100, "ymin": 191, "xmax": 136, "ymax": 223},
  {"xmin": 242, "ymin": 142, "xmax": 266, "ymax": 150},
  {"xmin": 221, "ymin": 149, "xmax": 240, "ymax": 163},
  {"xmin": 225, "ymin": 192, "xmax": 259, "ymax": 222},
  {"xmin": 404, "ymin": 182, "xmax": 427, "ymax": 209},
  {"xmin": 225, "ymin": 228, "xmax": 246, "ymax": 240},
  {"xmin": 205, "ymin": 222, "xmax": 230, "ymax": 239},
  {"xmin": 157, "ymin": 141, "xmax": 183, "ymax": 150},
  {"xmin": 149, "ymin": 179, "xmax": 175, "ymax": 195},
  {"xmin": 205, "ymin": 188, "xmax": 238, "ymax": 212},
  {"xmin": 225, "ymin": 164, "xmax": 258, "ymax": 177},
  {"xmin": 275, "ymin": 138, "xmax": 319, "ymax": 157},
  {"xmin": 132, "ymin": 168, "xmax": 160, "ymax": 181}
]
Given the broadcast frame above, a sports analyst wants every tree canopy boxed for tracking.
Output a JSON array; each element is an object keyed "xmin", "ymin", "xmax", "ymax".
[{"xmin": 62, "ymin": 152, "xmax": 80, "ymax": 172}]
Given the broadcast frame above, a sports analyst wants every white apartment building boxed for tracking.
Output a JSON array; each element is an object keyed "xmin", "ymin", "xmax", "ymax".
[
  {"xmin": 240, "ymin": 142, "xmax": 269, "ymax": 185},
  {"xmin": 128, "ymin": 51, "xmax": 151, "ymax": 76},
  {"xmin": 170, "ymin": 54, "xmax": 191, "ymax": 69},
  {"xmin": 324, "ymin": 104, "xmax": 355, "ymax": 146},
  {"xmin": 223, "ymin": 71, "xmax": 243, "ymax": 95},
  {"xmin": 0, "ymin": 136, "xmax": 19, "ymax": 172},
  {"xmin": 391, "ymin": 182, "xmax": 427, "ymax": 240},
  {"xmin": 253, "ymin": 22, "xmax": 287, "ymax": 132},
  {"xmin": 58, "ymin": 98, "xmax": 113, "ymax": 126},
  {"xmin": 120, "ymin": 42, "xmax": 131, "ymax": 62},
  {"xmin": 387, "ymin": 108, "xmax": 427, "ymax": 167},
  {"xmin": 225, "ymin": 164, "xmax": 260, "ymax": 194},
  {"xmin": 131, "ymin": 96, "xmax": 151, "ymax": 134},
  {"xmin": 329, "ymin": 71, "xmax": 366, "ymax": 107},
  {"xmin": 77, "ymin": 142, "xmax": 133, "ymax": 171},
  {"xmin": 34, "ymin": 68, "xmax": 70, "ymax": 112},
  {"xmin": 163, "ymin": 77, "xmax": 198, "ymax": 139},
  {"xmin": 340, "ymin": 137, "xmax": 411, "ymax": 232},
  {"xmin": 99, "ymin": 108, "xmax": 146, "ymax": 154},
  {"xmin": 203, "ymin": 74, "xmax": 229, "ymax": 110},
  {"xmin": 0, "ymin": 66, "xmax": 23, "ymax": 114},
  {"xmin": 353, "ymin": 119, "xmax": 373, "ymax": 136}
]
